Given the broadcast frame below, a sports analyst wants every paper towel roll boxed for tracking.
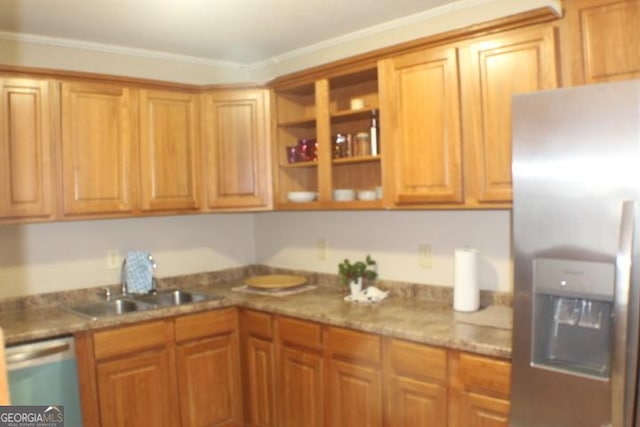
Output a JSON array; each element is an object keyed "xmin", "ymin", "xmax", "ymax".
[{"xmin": 454, "ymin": 248, "xmax": 480, "ymax": 312}]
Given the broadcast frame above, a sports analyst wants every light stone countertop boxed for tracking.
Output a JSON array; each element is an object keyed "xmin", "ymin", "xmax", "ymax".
[{"xmin": 0, "ymin": 281, "xmax": 512, "ymax": 359}]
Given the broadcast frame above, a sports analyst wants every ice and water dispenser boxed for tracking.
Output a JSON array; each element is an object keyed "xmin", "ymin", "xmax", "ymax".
[{"xmin": 532, "ymin": 258, "xmax": 614, "ymax": 378}]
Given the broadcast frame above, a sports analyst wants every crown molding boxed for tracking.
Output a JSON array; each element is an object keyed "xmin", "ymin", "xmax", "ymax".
[
  {"xmin": 246, "ymin": 0, "xmax": 562, "ymax": 73},
  {"xmin": 0, "ymin": 0, "xmax": 562, "ymax": 81},
  {"xmin": 0, "ymin": 31, "xmax": 246, "ymax": 70}
]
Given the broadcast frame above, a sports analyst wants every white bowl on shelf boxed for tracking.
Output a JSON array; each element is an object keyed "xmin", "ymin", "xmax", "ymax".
[
  {"xmin": 357, "ymin": 190, "xmax": 377, "ymax": 201},
  {"xmin": 287, "ymin": 191, "xmax": 316, "ymax": 203},
  {"xmin": 333, "ymin": 188, "xmax": 356, "ymax": 202}
]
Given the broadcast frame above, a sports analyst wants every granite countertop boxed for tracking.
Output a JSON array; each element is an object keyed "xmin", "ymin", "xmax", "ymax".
[{"xmin": 0, "ymin": 279, "xmax": 512, "ymax": 359}]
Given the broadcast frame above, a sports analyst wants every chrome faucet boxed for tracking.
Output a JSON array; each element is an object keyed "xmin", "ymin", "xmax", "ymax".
[{"xmin": 120, "ymin": 259, "xmax": 128, "ymax": 296}]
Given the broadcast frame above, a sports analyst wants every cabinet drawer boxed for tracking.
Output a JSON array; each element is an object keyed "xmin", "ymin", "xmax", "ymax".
[
  {"xmin": 455, "ymin": 352, "xmax": 511, "ymax": 397},
  {"xmin": 175, "ymin": 308, "xmax": 237, "ymax": 343},
  {"xmin": 388, "ymin": 339, "xmax": 447, "ymax": 383},
  {"xmin": 327, "ymin": 327, "xmax": 381, "ymax": 365},
  {"xmin": 94, "ymin": 320, "xmax": 170, "ymax": 360},
  {"xmin": 278, "ymin": 316, "xmax": 322, "ymax": 351},
  {"xmin": 244, "ymin": 310, "xmax": 274, "ymax": 339}
]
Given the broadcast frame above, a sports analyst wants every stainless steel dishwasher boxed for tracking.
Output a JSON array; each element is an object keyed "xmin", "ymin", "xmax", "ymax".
[{"xmin": 6, "ymin": 336, "xmax": 82, "ymax": 427}]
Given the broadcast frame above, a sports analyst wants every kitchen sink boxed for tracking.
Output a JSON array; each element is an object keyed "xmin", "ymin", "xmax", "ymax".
[
  {"xmin": 65, "ymin": 299, "xmax": 154, "ymax": 319},
  {"xmin": 135, "ymin": 289, "xmax": 220, "ymax": 307},
  {"xmin": 64, "ymin": 289, "xmax": 222, "ymax": 319}
]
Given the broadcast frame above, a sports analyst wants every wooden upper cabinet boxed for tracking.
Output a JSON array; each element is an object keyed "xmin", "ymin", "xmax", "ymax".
[
  {"xmin": 61, "ymin": 81, "xmax": 135, "ymax": 216},
  {"xmin": 202, "ymin": 89, "xmax": 271, "ymax": 210},
  {"xmin": 0, "ymin": 78, "xmax": 54, "ymax": 220},
  {"xmin": 139, "ymin": 89, "xmax": 200, "ymax": 212},
  {"xmin": 563, "ymin": 0, "xmax": 640, "ymax": 85},
  {"xmin": 379, "ymin": 45, "xmax": 463, "ymax": 205},
  {"xmin": 460, "ymin": 25, "xmax": 559, "ymax": 204}
]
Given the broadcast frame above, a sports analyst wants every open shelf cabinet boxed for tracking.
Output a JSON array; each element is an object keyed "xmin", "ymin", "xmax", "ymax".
[{"xmin": 273, "ymin": 67, "xmax": 383, "ymax": 209}]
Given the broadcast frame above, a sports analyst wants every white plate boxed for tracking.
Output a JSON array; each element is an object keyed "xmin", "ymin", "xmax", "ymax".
[{"xmin": 287, "ymin": 191, "xmax": 316, "ymax": 203}]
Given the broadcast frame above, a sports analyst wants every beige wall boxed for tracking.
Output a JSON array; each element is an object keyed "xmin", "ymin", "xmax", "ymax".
[
  {"xmin": 254, "ymin": 210, "xmax": 512, "ymax": 293},
  {"xmin": 0, "ymin": 214, "xmax": 255, "ymax": 298},
  {"xmin": 0, "ymin": 210, "xmax": 511, "ymax": 298}
]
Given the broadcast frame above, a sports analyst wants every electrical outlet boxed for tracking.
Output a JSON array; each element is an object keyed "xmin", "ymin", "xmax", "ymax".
[
  {"xmin": 419, "ymin": 244, "xmax": 432, "ymax": 269},
  {"xmin": 316, "ymin": 238, "xmax": 328, "ymax": 260},
  {"xmin": 106, "ymin": 250, "xmax": 120, "ymax": 269}
]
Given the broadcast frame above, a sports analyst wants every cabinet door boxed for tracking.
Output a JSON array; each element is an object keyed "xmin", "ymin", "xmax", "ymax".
[
  {"xmin": 139, "ymin": 89, "xmax": 200, "ymax": 212},
  {"xmin": 448, "ymin": 351, "xmax": 511, "ymax": 427},
  {"xmin": 388, "ymin": 376, "xmax": 447, "ymax": 427},
  {"xmin": 246, "ymin": 336, "xmax": 277, "ymax": 427},
  {"xmin": 0, "ymin": 78, "xmax": 53, "ymax": 219},
  {"xmin": 379, "ymin": 45, "xmax": 463, "ymax": 205},
  {"xmin": 61, "ymin": 81, "xmax": 135, "ymax": 215},
  {"xmin": 96, "ymin": 350, "xmax": 180, "ymax": 427},
  {"xmin": 461, "ymin": 26, "xmax": 558, "ymax": 203},
  {"xmin": 564, "ymin": 0, "xmax": 640, "ymax": 85},
  {"xmin": 176, "ymin": 333, "xmax": 244, "ymax": 427},
  {"xmin": 279, "ymin": 346, "xmax": 324, "ymax": 427},
  {"xmin": 449, "ymin": 391, "xmax": 510, "ymax": 427},
  {"xmin": 328, "ymin": 359, "xmax": 383, "ymax": 427},
  {"xmin": 202, "ymin": 90, "xmax": 271, "ymax": 209},
  {"xmin": 385, "ymin": 339, "xmax": 448, "ymax": 427}
]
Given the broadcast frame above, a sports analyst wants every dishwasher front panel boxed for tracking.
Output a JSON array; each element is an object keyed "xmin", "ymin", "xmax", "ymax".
[{"xmin": 6, "ymin": 337, "xmax": 82, "ymax": 427}]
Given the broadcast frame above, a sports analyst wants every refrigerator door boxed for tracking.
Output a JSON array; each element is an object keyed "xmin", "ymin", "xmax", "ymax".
[
  {"xmin": 511, "ymin": 80, "xmax": 640, "ymax": 427},
  {"xmin": 612, "ymin": 201, "xmax": 640, "ymax": 427}
]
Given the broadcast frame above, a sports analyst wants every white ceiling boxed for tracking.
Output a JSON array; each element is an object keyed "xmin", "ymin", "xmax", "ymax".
[{"xmin": 0, "ymin": 0, "xmax": 458, "ymax": 67}]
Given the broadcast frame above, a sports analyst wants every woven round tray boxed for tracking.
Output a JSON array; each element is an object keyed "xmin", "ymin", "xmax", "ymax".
[{"xmin": 244, "ymin": 274, "xmax": 307, "ymax": 289}]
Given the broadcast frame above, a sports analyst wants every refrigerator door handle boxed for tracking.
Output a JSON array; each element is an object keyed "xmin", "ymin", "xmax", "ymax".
[{"xmin": 612, "ymin": 200, "xmax": 640, "ymax": 427}]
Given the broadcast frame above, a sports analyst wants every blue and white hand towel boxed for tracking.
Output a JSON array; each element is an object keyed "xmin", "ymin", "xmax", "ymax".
[{"xmin": 125, "ymin": 251, "xmax": 154, "ymax": 294}]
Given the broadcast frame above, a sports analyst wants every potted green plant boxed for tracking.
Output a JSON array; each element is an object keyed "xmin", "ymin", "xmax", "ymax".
[{"xmin": 338, "ymin": 255, "xmax": 377, "ymax": 296}]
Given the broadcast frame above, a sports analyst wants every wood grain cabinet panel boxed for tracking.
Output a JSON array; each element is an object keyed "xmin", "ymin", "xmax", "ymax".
[
  {"xmin": 460, "ymin": 26, "xmax": 558, "ymax": 204},
  {"xmin": 564, "ymin": 0, "xmax": 640, "ymax": 85},
  {"xmin": 385, "ymin": 339, "xmax": 448, "ymax": 427},
  {"xmin": 96, "ymin": 350, "xmax": 180, "ymax": 427},
  {"xmin": 448, "ymin": 351, "xmax": 511, "ymax": 427},
  {"xmin": 379, "ymin": 45, "xmax": 463, "ymax": 205},
  {"xmin": 176, "ymin": 334, "xmax": 244, "ymax": 427},
  {"xmin": 279, "ymin": 346, "xmax": 324, "ymax": 427},
  {"xmin": 246, "ymin": 336, "xmax": 277, "ymax": 427},
  {"xmin": 139, "ymin": 89, "xmax": 200, "ymax": 212},
  {"xmin": 61, "ymin": 81, "xmax": 135, "ymax": 216},
  {"xmin": 328, "ymin": 359, "xmax": 383, "ymax": 427},
  {"xmin": 77, "ymin": 309, "xmax": 244, "ymax": 427},
  {"xmin": 202, "ymin": 90, "xmax": 271, "ymax": 210},
  {"xmin": 326, "ymin": 327, "xmax": 383, "ymax": 427},
  {"xmin": 0, "ymin": 78, "xmax": 53, "ymax": 219},
  {"xmin": 242, "ymin": 310, "xmax": 277, "ymax": 427}
]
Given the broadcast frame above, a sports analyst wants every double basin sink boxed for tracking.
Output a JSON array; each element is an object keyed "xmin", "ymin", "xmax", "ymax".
[{"xmin": 66, "ymin": 289, "xmax": 221, "ymax": 319}]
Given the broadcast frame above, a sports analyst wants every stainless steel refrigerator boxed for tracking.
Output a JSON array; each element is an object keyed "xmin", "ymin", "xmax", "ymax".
[{"xmin": 511, "ymin": 79, "xmax": 640, "ymax": 427}]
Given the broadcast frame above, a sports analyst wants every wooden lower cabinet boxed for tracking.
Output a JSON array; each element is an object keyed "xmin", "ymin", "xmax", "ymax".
[
  {"xmin": 176, "ymin": 334, "xmax": 242, "ymax": 426},
  {"xmin": 76, "ymin": 308, "xmax": 243, "ymax": 427},
  {"xmin": 242, "ymin": 310, "xmax": 278, "ymax": 427},
  {"xmin": 385, "ymin": 338, "xmax": 448, "ymax": 427},
  {"xmin": 279, "ymin": 346, "xmax": 324, "ymax": 427},
  {"xmin": 96, "ymin": 349, "xmax": 180, "ymax": 427},
  {"xmin": 78, "ymin": 310, "xmax": 511, "ymax": 427},
  {"xmin": 448, "ymin": 351, "xmax": 511, "ymax": 427},
  {"xmin": 278, "ymin": 316, "xmax": 325, "ymax": 427},
  {"xmin": 326, "ymin": 326, "xmax": 383, "ymax": 427},
  {"xmin": 237, "ymin": 311, "xmax": 512, "ymax": 427}
]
